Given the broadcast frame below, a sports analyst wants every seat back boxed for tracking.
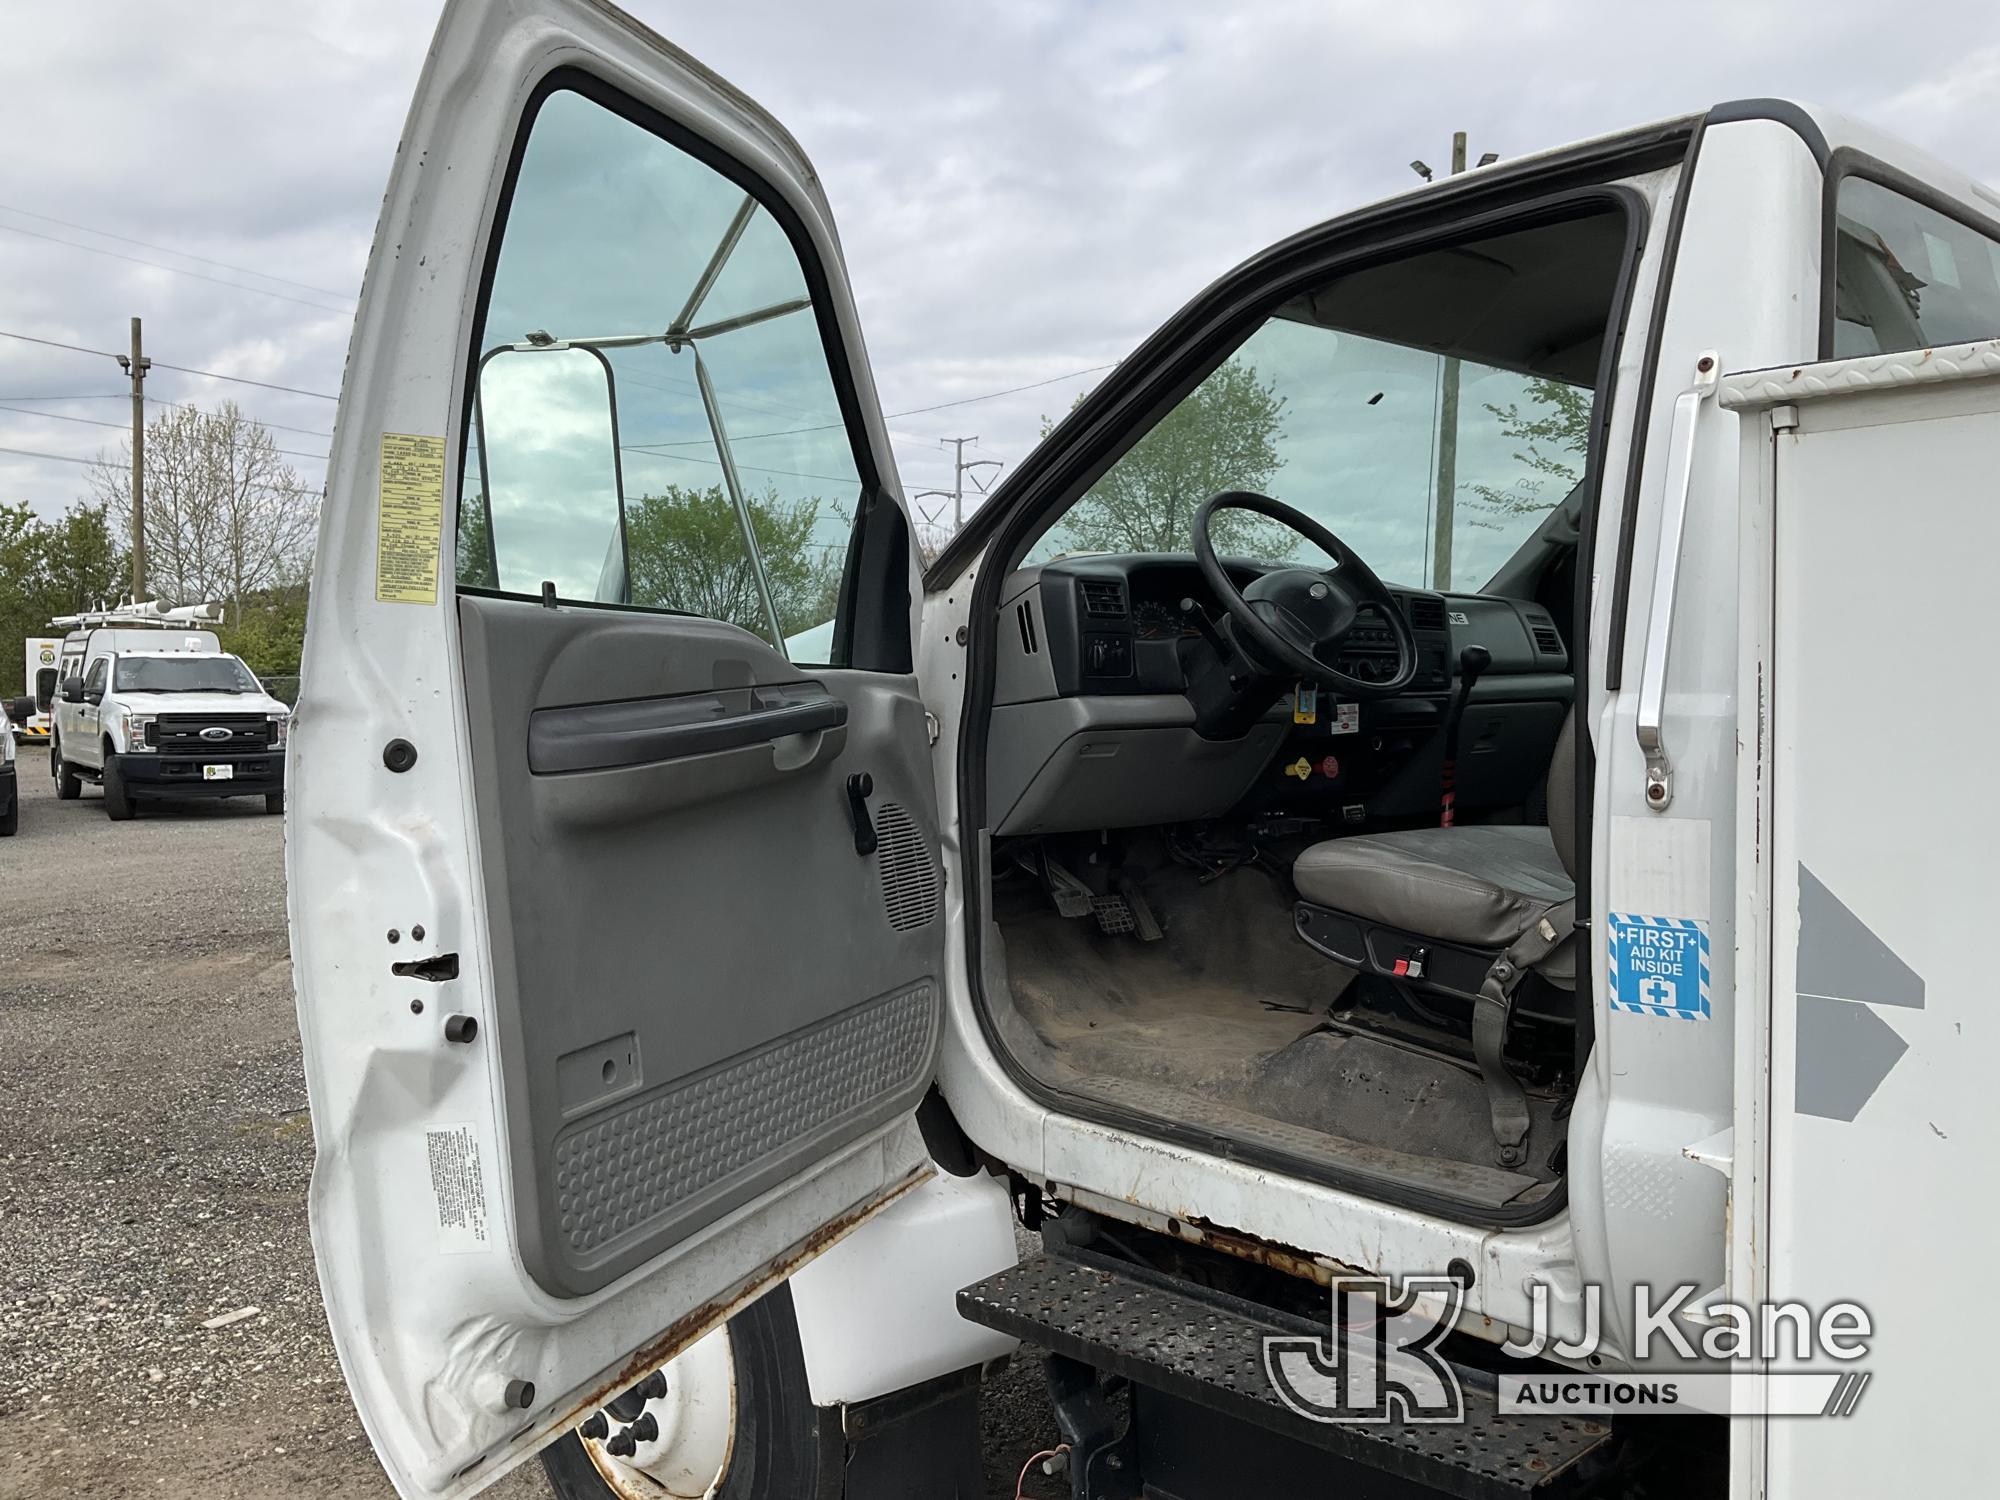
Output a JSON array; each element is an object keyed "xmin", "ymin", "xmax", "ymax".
[{"xmin": 1547, "ymin": 706, "xmax": 1579, "ymax": 881}]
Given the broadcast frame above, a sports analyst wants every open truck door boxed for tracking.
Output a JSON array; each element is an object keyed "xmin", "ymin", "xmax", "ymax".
[{"xmin": 287, "ymin": 1, "xmax": 947, "ymax": 1493}]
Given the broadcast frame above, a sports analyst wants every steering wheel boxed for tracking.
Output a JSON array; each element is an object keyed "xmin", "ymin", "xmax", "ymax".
[{"xmin": 1192, "ymin": 490, "xmax": 1419, "ymax": 699}]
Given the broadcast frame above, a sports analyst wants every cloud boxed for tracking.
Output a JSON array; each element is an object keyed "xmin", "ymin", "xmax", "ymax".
[{"xmin": 3, "ymin": 0, "xmax": 1997, "ymax": 555}]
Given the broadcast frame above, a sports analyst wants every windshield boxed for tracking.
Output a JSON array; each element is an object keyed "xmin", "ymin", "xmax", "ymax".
[
  {"xmin": 1024, "ymin": 206, "xmax": 1624, "ymax": 594},
  {"xmin": 114, "ymin": 656, "xmax": 259, "ymax": 694}
]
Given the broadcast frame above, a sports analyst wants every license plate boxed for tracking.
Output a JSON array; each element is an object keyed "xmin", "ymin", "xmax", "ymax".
[{"xmin": 202, "ymin": 764, "xmax": 234, "ymax": 781}]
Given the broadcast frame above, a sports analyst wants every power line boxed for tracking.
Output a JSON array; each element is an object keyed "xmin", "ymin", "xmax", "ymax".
[
  {"xmin": 0, "ymin": 388, "xmax": 333, "ymax": 438},
  {"xmin": 0, "ymin": 328, "xmax": 341, "ymax": 401},
  {"xmin": 0, "ymin": 329, "xmax": 114, "ymax": 359},
  {"xmin": 145, "ymin": 396, "xmax": 331, "ymax": 439},
  {"xmin": 0, "ymin": 444, "xmax": 95, "ymax": 468},
  {"xmin": 0, "ymin": 221, "xmax": 354, "ymax": 315},
  {"xmin": 147, "ymin": 358, "xmax": 338, "ymax": 401},
  {"xmin": 621, "ymin": 362, "xmax": 1116, "ymax": 456},
  {"xmin": 888, "ymin": 364, "xmax": 1115, "ymax": 419},
  {"xmin": 0, "ymin": 392, "xmax": 128, "ymax": 402},
  {"xmin": 0, "ymin": 402, "xmax": 329, "ymax": 462},
  {"xmin": 0, "ymin": 202, "xmax": 357, "ymax": 302}
]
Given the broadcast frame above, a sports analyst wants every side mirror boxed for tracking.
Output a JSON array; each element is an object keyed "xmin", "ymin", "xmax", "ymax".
[
  {"xmin": 8, "ymin": 696, "xmax": 31, "ymax": 723},
  {"xmin": 473, "ymin": 343, "xmax": 627, "ymax": 602},
  {"xmin": 60, "ymin": 677, "xmax": 84, "ymax": 704}
]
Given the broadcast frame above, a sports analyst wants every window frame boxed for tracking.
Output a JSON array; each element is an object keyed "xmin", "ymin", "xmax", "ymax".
[
  {"xmin": 455, "ymin": 65, "xmax": 903, "ymax": 669},
  {"xmin": 1817, "ymin": 146, "xmax": 2000, "ymax": 361}
]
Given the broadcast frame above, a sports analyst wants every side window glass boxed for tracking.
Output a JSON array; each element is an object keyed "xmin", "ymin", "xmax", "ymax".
[
  {"xmin": 1833, "ymin": 175, "xmax": 2000, "ymax": 357},
  {"xmin": 459, "ymin": 85, "xmax": 864, "ymax": 661},
  {"xmin": 85, "ymin": 659, "xmax": 107, "ymax": 692}
]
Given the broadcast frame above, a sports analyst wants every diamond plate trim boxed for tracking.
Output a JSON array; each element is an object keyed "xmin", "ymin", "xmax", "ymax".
[
  {"xmin": 1720, "ymin": 337, "xmax": 2000, "ymax": 409},
  {"xmin": 552, "ymin": 981, "xmax": 936, "ymax": 1256},
  {"xmin": 958, "ymin": 1254, "xmax": 1614, "ymax": 1498}
]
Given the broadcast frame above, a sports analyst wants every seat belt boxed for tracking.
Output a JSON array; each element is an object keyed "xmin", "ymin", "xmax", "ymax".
[
  {"xmin": 1472, "ymin": 897, "xmax": 1575, "ymax": 1168},
  {"xmin": 1439, "ymin": 645, "xmax": 1490, "ymax": 827}
]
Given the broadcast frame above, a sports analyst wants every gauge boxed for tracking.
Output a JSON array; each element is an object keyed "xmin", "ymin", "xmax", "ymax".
[{"xmin": 1132, "ymin": 600, "xmax": 1184, "ymax": 639}]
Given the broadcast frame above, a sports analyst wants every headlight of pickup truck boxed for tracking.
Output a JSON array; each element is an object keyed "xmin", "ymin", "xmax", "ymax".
[
  {"xmin": 122, "ymin": 711, "xmax": 157, "ymax": 750},
  {"xmin": 268, "ymin": 713, "xmax": 289, "ymax": 747}
]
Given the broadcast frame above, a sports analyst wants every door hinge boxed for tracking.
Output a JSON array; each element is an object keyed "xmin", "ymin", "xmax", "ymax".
[{"xmin": 1770, "ymin": 403, "xmax": 1799, "ymax": 434}]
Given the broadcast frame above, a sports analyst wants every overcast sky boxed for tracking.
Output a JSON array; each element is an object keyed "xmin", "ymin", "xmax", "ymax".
[{"xmin": 3, "ymin": 0, "xmax": 1997, "ymax": 537}]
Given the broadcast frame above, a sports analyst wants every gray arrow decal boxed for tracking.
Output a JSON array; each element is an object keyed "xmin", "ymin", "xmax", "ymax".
[{"xmin": 1796, "ymin": 865, "xmax": 1924, "ymax": 1121}]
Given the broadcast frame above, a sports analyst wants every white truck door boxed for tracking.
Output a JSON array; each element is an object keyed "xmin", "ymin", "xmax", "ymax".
[
  {"xmin": 1726, "ymin": 338, "xmax": 2000, "ymax": 1494},
  {"xmin": 287, "ymin": 3, "xmax": 946, "ymax": 1495}
]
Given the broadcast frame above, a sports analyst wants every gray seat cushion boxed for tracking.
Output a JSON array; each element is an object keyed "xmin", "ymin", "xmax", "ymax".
[{"xmin": 1292, "ymin": 824, "xmax": 1575, "ymax": 950}]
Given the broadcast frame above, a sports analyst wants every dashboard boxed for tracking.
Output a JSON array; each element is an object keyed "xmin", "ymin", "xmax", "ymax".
[{"xmin": 988, "ymin": 553, "xmax": 1574, "ymax": 837}]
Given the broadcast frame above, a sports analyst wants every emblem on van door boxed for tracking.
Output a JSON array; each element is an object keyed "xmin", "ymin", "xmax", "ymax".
[{"xmin": 200, "ymin": 726, "xmax": 232, "ymax": 741}]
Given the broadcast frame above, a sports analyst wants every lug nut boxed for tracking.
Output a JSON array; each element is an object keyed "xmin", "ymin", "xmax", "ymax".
[
  {"xmin": 605, "ymin": 1427, "xmax": 637, "ymax": 1458},
  {"xmin": 633, "ymin": 1370, "xmax": 668, "ymax": 1402},
  {"xmin": 628, "ymin": 1412, "xmax": 659, "ymax": 1444},
  {"xmin": 578, "ymin": 1412, "xmax": 609, "ymax": 1441}
]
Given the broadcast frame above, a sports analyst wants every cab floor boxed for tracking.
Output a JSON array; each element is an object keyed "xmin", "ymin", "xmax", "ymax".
[{"xmin": 987, "ymin": 853, "xmax": 1565, "ymax": 1194}]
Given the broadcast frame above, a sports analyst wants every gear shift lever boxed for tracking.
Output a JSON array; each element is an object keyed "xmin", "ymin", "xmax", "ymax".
[{"xmin": 1441, "ymin": 644, "xmax": 1490, "ymax": 827}]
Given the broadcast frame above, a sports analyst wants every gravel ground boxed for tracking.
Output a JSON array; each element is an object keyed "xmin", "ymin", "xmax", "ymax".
[{"xmin": 0, "ymin": 763, "xmax": 1059, "ymax": 1499}]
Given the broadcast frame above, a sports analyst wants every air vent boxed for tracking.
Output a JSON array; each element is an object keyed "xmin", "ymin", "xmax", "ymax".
[
  {"xmin": 1406, "ymin": 596, "xmax": 1447, "ymax": 632},
  {"xmin": 1077, "ymin": 579, "xmax": 1128, "ymax": 618},
  {"xmin": 1531, "ymin": 624, "xmax": 1563, "ymax": 656},
  {"xmin": 875, "ymin": 802, "xmax": 941, "ymax": 932},
  {"xmin": 1015, "ymin": 599, "xmax": 1040, "ymax": 655}
]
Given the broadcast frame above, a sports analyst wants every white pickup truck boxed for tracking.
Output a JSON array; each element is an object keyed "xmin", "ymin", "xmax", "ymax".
[
  {"xmin": 287, "ymin": 3, "xmax": 2000, "ymax": 1498},
  {"xmin": 49, "ymin": 613, "xmax": 289, "ymax": 820}
]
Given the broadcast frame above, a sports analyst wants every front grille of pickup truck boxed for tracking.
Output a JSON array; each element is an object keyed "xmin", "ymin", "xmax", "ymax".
[{"xmin": 149, "ymin": 714, "xmax": 275, "ymax": 753}]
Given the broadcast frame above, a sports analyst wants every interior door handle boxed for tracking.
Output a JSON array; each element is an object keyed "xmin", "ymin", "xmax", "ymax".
[
  {"xmin": 1635, "ymin": 351, "xmax": 1718, "ymax": 812},
  {"xmin": 530, "ymin": 684, "xmax": 847, "ymax": 774}
]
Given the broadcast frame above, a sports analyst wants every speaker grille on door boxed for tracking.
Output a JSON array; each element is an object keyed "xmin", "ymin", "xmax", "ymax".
[{"xmin": 875, "ymin": 801, "xmax": 941, "ymax": 931}]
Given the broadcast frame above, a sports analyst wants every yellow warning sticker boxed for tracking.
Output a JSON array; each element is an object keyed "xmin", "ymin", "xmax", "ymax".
[{"xmin": 375, "ymin": 433, "xmax": 446, "ymax": 604}]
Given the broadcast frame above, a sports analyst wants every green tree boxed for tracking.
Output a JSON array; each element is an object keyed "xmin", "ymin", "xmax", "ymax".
[
  {"xmin": 623, "ymin": 483, "xmax": 842, "ymax": 642},
  {"xmin": 1042, "ymin": 359, "xmax": 1293, "ymax": 557},
  {"xmin": 216, "ymin": 583, "xmax": 311, "ymax": 680},
  {"xmin": 455, "ymin": 491, "xmax": 496, "ymax": 589},
  {"xmin": 0, "ymin": 500, "xmax": 128, "ymax": 695},
  {"xmin": 1465, "ymin": 378, "xmax": 1592, "ymax": 528}
]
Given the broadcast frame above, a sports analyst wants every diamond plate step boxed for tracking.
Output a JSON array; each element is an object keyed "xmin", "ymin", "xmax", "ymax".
[{"xmin": 958, "ymin": 1253, "xmax": 1614, "ymax": 1498}]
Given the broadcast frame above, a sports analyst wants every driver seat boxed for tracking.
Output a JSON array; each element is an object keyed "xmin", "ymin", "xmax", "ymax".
[{"xmin": 1291, "ymin": 709, "xmax": 1579, "ymax": 1164}]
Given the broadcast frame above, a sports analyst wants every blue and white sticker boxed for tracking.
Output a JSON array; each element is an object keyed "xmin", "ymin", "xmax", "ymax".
[{"xmin": 1608, "ymin": 914, "xmax": 1710, "ymax": 1020}]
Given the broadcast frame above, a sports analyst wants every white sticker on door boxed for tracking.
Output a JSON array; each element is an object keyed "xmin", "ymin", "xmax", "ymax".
[{"xmin": 425, "ymin": 1123, "xmax": 491, "ymax": 1254}]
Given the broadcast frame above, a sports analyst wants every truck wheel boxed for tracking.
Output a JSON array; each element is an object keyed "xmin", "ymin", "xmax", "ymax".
[
  {"xmin": 52, "ymin": 743, "xmax": 80, "ymax": 800},
  {"xmin": 0, "ymin": 795, "xmax": 15, "ymax": 837},
  {"xmin": 102, "ymin": 759, "xmax": 136, "ymax": 821},
  {"xmin": 265, "ymin": 791, "xmax": 285, "ymax": 815},
  {"xmin": 540, "ymin": 1283, "xmax": 825, "ymax": 1500}
]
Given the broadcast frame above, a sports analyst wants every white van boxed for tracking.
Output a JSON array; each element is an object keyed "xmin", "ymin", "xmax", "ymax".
[{"xmin": 288, "ymin": 4, "xmax": 2000, "ymax": 1497}]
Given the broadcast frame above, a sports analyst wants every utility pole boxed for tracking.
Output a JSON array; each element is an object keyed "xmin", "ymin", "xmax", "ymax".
[
  {"xmin": 918, "ymin": 436, "xmax": 1003, "ymax": 534},
  {"xmin": 115, "ymin": 316, "xmax": 151, "ymax": 602}
]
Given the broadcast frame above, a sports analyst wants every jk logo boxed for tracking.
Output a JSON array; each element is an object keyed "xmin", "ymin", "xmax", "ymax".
[{"xmin": 1264, "ymin": 1276, "xmax": 1466, "ymax": 1424}]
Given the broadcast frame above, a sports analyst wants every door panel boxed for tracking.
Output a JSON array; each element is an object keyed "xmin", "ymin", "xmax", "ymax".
[
  {"xmin": 287, "ymin": 1, "xmax": 943, "ymax": 1493},
  {"xmin": 459, "ymin": 595, "xmax": 943, "ymax": 1299}
]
